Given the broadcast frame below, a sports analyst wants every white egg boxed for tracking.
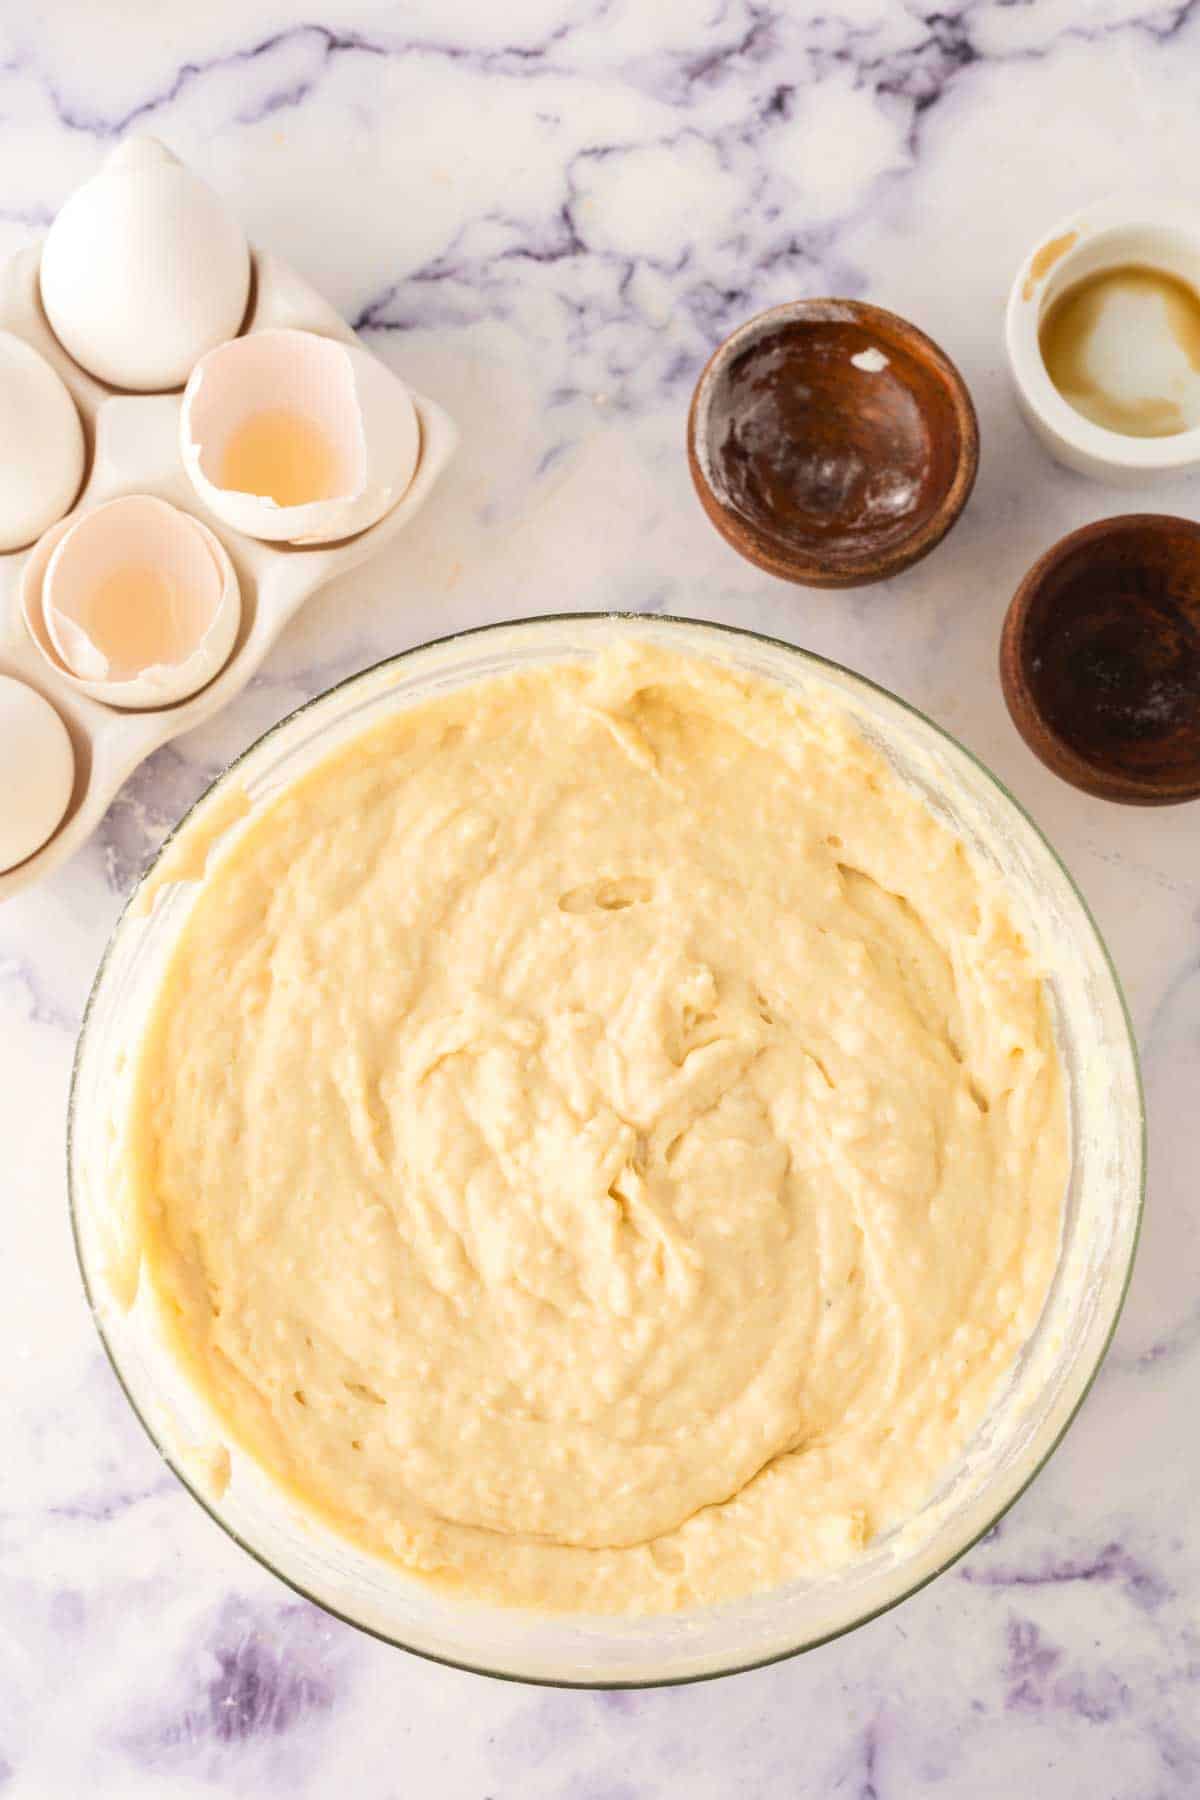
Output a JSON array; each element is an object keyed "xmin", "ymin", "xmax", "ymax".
[
  {"xmin": 40, "ymin": 137, "xmax": 251, "ymax": 392},
  {"xmin": 180, "ymin": 328, "xmax": 420, "ymax": 544},
  {"xmin": 0, "ymin": 675, "xmax": 75, "ymax": 871},
  {"xmin": 0, "ymin": 332, "xmax": 85, "ymax": 551},
  {"xmin": 32, "ymin": 495, "xmax": 240, "ymax": 709}
]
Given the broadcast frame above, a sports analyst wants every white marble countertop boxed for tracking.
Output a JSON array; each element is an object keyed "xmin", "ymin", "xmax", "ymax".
[{"xmin": 2, "ymin": 3, "xmax": 1198, "ymax": 1794}]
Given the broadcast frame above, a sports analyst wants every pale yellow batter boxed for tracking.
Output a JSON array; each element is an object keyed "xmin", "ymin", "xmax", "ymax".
[{"xmin": 129, "ymin": 645, "xmax": 1065, "ymax": 1613}]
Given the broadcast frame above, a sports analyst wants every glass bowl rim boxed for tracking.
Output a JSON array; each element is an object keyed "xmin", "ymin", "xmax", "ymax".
[{"xmin": 67, "ymin": 609, "xmax": 1146, "ymax": 1688}]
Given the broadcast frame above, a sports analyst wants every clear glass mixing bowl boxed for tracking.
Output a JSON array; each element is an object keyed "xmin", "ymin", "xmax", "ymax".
[{"xmin": 69, "ymin": 614, "xmax": 1144, "ymax": 1687}]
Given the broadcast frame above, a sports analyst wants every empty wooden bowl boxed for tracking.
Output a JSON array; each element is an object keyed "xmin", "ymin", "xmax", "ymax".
[
  {"xmin": 1000, "ymin": 514, "xmax": 1200, "ymax": 805},
  {"xmin": 687, "ymin": 299, "xmax": 979, "ymax": 588}
]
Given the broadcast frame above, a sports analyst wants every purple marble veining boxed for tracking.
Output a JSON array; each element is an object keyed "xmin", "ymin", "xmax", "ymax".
[
  {"xmin": 199, "ymin": 1615, "xmax": 335, "ymax": 1744},
  {"xmin": 93, "ymin": 743, "xmax": 218, "ymax": 892},
  {"xmin": 29, "ymin": 25, "xmax": 387, "ymax": 142},
  {"xmin": 46, "ymin": 1477, "xmax": 177, "ymax": 1525},
  {"xmin": 125, "ymin": 1596, "xmax": 348, "ymax": 1768},
  {"xmin": 1003, "ymin": 1616, "xmax": 1131, "ymax": 1725},
  {"xmin": 963, "ymin": 1541, "xmax": 1172, "ymax": 1610},
  {"xmin": 857, "ymin": 1713, "xmax": 885, "ymax": 1800},
  {"xmin": 0, "ymin": 953, "xmax": 79, "ymax": 1033}
]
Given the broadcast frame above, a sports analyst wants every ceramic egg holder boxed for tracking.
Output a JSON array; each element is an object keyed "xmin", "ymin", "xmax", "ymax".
[{"xmin": 0, "ymin": 244, "xmax": 456, "ymax": 899}]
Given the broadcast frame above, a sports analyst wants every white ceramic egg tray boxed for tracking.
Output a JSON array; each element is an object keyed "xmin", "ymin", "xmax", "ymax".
[{"xmin": 0, "ymin": 244, "xmax": 456, "ymax": 900}]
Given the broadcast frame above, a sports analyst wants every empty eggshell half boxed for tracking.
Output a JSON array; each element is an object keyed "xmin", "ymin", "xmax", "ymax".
[
  {"xmin": 0, "ymin": 675, "xmax": 75, "ymax": 871},
  {"xmin": 37, "ymin": 495, "xmax": 240, "ymax": 709},
  {"xmin": 0, "ymin": 331, "xmax": 85, "ymax": 551},
  {"xmin": 40, "ymin": 136, "xmax": 251, "ymax": 392},
  {"xmin": 180, "ymin": 328, "xmax": 421, "ymax": 544}
]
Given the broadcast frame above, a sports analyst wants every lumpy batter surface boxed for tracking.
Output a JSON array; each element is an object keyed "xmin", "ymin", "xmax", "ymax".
[{"xmin": 130, "ymin": 646, "xmax": 1066, "ymax": 1613}]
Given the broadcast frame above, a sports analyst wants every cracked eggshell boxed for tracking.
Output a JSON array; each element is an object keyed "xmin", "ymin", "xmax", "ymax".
[
  {"xmin": 180, "ymin": 327, "xmax": 421, "ymax": 544},
  {"xmin": 0, "ymin": 332, "xmax": 85, "ymax": 550},
  {"xmin": 39, "ymin": 137, "xmax": 251, "ymax": 392},
  {"xmin": 0, "ymin": 676, "xmax": 74, "ymax": 870},
  {"xmin": 36, "ymin": 495, "xmax": 240, "ymax": 709}
]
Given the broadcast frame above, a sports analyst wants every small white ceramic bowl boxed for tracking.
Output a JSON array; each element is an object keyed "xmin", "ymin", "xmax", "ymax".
[{"xmin": 1006, "ymin": 197, "xmax": 1200, "ymax": 484}]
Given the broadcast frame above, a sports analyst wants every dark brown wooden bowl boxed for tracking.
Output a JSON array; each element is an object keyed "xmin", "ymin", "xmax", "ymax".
[
  {"xmin": 686, "ymin": 299, "xmax": 979, "ymax": 588},
  {"xmin": 1000, "ymin": 515, "xmax": 1200, "ymax": 805}
]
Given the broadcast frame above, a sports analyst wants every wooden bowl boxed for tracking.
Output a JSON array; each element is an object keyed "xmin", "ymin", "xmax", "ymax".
[
  {"xmin": 687, "ymin": 299, "xmax": 979, "ymax": 588},
  {"xmin": 1000, "ymin": 514, "xmax": 1200, "ymax": 805}
]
